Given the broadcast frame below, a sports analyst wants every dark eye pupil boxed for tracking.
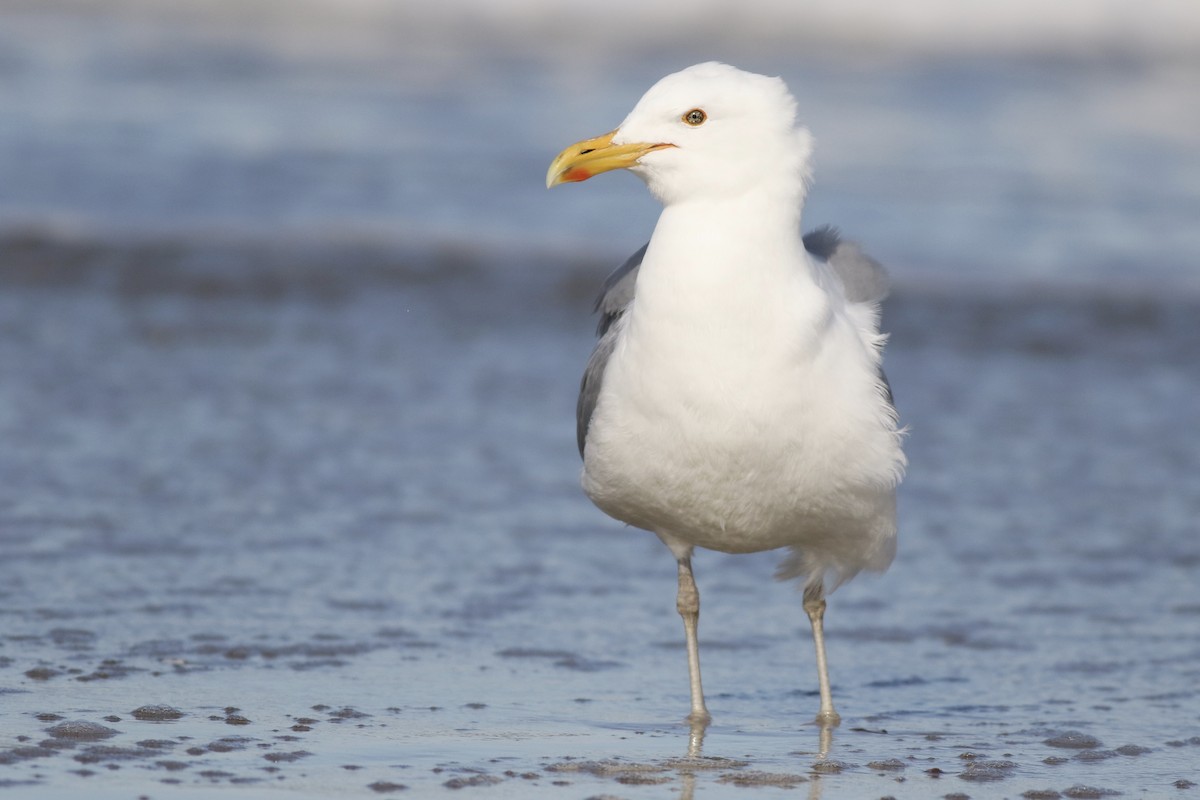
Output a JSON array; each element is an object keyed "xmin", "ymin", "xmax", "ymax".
[{"xmin": 686, "ymin": 110, "xmax": 705, "ymax": 125}]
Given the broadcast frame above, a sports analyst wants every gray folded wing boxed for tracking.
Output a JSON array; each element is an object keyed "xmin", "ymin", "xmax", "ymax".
[
  {"xmin": 594, "ymin": 243, "xmax": 646, "ymax": 336},
  {"xmin": 575, "ymin": 245, "xmax": 644, "ymax": 456},
  {"xmin": 803, "ymin": 225, "xmax": 895, "ymax": 405},
  {"xmin": 802, "ymin": 225, "xmax": 890, "ymax": 304}
]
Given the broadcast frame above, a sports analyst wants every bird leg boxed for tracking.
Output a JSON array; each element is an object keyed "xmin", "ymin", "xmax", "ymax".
[
  {"xmin": 803, "ymin": 582, "xmax": 841, "ymax": 727},
  {"xmin": 676, "ymin": 556, "xmax": 710, "ymax": 724}
]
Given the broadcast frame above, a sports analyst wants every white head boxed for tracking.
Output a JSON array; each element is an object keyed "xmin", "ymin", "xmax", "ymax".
[{"xmin": 548, "ymin": 62, "xmax": 813, "ymax": 206}]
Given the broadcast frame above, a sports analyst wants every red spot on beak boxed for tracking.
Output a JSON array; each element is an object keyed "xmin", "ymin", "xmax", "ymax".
[{"xmin": 563, "ymin": 167, "xmax": 592, "ymax": 183}]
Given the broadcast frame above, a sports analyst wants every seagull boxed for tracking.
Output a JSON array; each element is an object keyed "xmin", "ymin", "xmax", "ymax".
[{"xmin": 546, "ymin": 62, "xmax": 906, "ymax": 727}]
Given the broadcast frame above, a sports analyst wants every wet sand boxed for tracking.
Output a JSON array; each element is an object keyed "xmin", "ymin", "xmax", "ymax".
[{"xmin": 1, "ymin": 235, "xmax": 1198, "ymax": 797}]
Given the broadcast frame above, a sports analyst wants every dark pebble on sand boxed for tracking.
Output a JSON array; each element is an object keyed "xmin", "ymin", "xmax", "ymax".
[
  {"xmin": 1044, "ymin": 732, "xmax": 1102, "ymax": 749},
  {"xmin": 868, "ymin": 758, "xmax": 907, "ymax": 771},
  {"xmin": 614, "ymin": 774, "xmax": 671, "ymax": 785},
  {"xmin": 369, "ymin": 781, "xmax": 408, "ymax": 793},
  {"xmin": 443, "ymin": 775, "xmax": 502, "ymax": 789},
  {"xmin": 812, "ymin": 759, "xmax": 848, "ymax": 774},
  {"xmin": 716, "ymin": 771, "xmax": 809, "ymax": 788},
  {"xmin": 38, "ymin": 739, "xmax": 74, "ymax": 751},
  {"xmin": 1114, "ymin": 744, "xmax": 1151, "ymax": 756},
  {"xmin": 25, "ymin": 667, "xmax": 60, "ymax": 680},
  {"xmin": 206, "ymin": 737, "xmax": 251, "ymax": 753},
  {"xmin": 72, "ymin": 745, "xmax": 156, "ymax": 763},
  {"xmin": 11, "ymin": 745, "xmax": 56, "ymax": 759},
  {"xmin": 328, "ymin": 707, "xmax": 371, "ymax": 721},
  {"xmin": 263, "ymin": 750, "xmax": 312, "ymax": 763},
  {"xmin": 1176, "ymin": 779, "xmax": 1196, "ymax": 789},
  {"xmin": 1022, "ymin": 791, "xmax": 1062, "ymax": 799},
  {"xmin": 198, "ymin": 769, "xmax": 234, "ymax": 780},
  {"xmin": 958, "ymin": 760, "xmax": 1017, "ymax": 782},
  {"xmin": 1062, "ymin": 786, "xmax": 1122, "ymax": 798},
  {"xmin": 132, "ymin": 705, "xmax": 184, "ymax": 721},
  {"xmin": 47, "ymin": 721, "xmax": 120, "ymax": 741}
]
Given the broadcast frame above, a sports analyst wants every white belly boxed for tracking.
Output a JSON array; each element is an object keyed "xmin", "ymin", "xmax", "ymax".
[{"xmin": 580, "ymin": 295, "xmax": 903, "ymax": 568}]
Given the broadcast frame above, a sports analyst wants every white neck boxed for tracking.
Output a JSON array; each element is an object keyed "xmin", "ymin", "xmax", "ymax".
[
  {"xmin": 627, "ymin": 188, "xmax": 831, "ymax": 366},
  {"xmin": 641, "ymin": 188, "xmax": 810, "ymax": 300}
]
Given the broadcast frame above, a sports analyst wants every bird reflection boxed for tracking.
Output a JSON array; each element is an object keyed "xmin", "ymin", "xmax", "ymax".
[
  {"xmin": 671, "ymin": 717, "xmax": 835, "ymax": 800},
  {"xmin": 687, "ymin": 718, "xmax": 706, "ymax": 759}
]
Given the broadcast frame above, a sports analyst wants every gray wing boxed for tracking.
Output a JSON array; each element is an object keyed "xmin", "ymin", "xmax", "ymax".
[
  {"xmin": 802, "ymin": 224, "xmax": 890, "ymax": 304},
  {"xmin": 803, "ymin": 225, "xmax": 895, "ymax": 405},
  {"xmin": 804, "ymin": 225, "xmax": 896, "ymax": 406},
  {"xmin": 576, "ymin": 245, "xmax": 645, "ymax": 457},
  {"xmin": 576, "ymin": 230, "xmax": 893, "ymax": 458},
  {"xmin": 594, "ymin": 243, "xmax": 645, "ymax": 336},
  {"xmin": 576, "ymin": 324, "xmax": 621, "ymax": 457}
]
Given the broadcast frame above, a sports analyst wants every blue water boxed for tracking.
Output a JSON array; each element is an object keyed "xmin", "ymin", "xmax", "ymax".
[{"xmin": 1, "ymin": 3, "xmax": 1197, "ymax": 293}]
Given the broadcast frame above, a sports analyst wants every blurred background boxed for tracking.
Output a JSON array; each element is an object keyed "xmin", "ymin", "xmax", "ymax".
[{"xmin": 2, "ymin": 0, "xmax": 1197, "ymax": 293}]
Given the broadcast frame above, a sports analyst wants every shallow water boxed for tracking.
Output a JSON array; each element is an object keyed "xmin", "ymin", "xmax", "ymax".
[{"xmin": 1, "ymin": 236, "xmax": 1198, "ymax": 797}]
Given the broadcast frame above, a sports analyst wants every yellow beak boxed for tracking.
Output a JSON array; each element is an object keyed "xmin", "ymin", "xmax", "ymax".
[{"xmin": 546, "ymin": 130, "xmax": 674, "ymax": 188}]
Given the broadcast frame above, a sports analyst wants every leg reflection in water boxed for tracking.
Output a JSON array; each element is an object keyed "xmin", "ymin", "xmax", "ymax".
[{"xmin": 671, "ymin": 718, "xmax": 837, "ymax": 799}]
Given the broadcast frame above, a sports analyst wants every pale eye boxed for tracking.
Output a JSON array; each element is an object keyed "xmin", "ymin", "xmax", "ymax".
[{"xmin": 682, "ymin": 108, "xmax": 707, "ymax": 126}]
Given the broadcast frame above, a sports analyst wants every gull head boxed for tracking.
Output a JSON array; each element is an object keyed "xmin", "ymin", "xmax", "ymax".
[{"xmin": 547, "ymin": 62, "xmax": 813, "ymax": 205}]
